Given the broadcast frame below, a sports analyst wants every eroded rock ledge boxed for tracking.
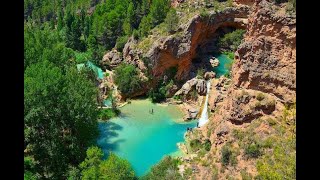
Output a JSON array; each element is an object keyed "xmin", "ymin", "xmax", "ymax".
[{"xmin": 144, "ymin": 5, "xmax": 250, "ymax": 81}]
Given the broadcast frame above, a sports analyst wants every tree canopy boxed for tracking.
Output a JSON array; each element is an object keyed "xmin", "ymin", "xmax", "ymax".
[{"xmin": 80, "ymin": 147, "xmax": 136, "ymax": 179}]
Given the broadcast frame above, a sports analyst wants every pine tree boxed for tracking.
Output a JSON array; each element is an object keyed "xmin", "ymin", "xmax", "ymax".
[{"xmin": 164, "ymin": 8, "xmax": 179, "ymax": 33}]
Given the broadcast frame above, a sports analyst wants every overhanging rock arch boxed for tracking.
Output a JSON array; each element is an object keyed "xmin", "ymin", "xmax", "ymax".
[{"xmin": 145, "ymin": 6, "xmax": 250, "ymax": 80}]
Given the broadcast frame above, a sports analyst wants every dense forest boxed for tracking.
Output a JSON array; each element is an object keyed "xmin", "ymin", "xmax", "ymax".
[{"xmin": 24, "ymin": 0, "xmax": 172, "ymax": 179}]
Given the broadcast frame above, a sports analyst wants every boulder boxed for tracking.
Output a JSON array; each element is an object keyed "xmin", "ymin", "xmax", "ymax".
[
  {"xmin": 196, "ymin": 79, "xmax": 207, "ymax": 95},
  {"xmin": 102, "ymin": 50, "xmax": 123, "ymax": 69},
  {"xmin": 204, "ymin": 71, "xmax": 216, "ymax": 80},
  {"xmin": 123, "ymin": 36, "xmax": 137, "ymax": 59},
  {"xmin": 188, "ymin": 108, "xmax": 199, "ymax": 119},
  {"xmin": 175, "ymin": 78, "xmax": 207, "ymax": 96},
  {"xmin": 210, "ymin": 57, "xmax": 219, "ymax": 67}
]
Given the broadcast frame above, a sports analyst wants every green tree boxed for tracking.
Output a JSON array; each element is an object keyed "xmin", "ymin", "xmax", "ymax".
[
  {"xmin": 79, "ymin": 146, "xmax": 103, "ymax": 179},
  {"xmin": 142, "ymin": 156, "xmax": 182, "ymax": 180},
  {"xmin": 80, "ymin": 147, "xmax": 136, "ymax": 179},
  {"xmin": 149, "ymin": 0, "xmax": 170, "ymax": 26},
  {"xmin": 99, "ymin": 153, "xmax": 136, "ymax": 179},
  {"xmin": 138, "ymin": 15, "xmax": 152, "ymax": 38},
  {"xmin": 114, "ymin": 63, "xmax": 142, "ymax": 97},
  {"xmin": 24, "ymin": 61, "xmax": 99, "ymax": 178},
  {"xmin": 218, "ymin": 29, "xmax": 246, "ymax": 51},
  {"xmin": 164, "ymin": 8, "xmax": 179, "ymax": 33},
  {"xmin": 123, "ymin": 2, "xmax": 135, "ymax": 35}
]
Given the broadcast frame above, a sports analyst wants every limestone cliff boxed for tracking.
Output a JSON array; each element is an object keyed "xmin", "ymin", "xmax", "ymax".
[
  {"xmin": 179, "ymin": 0, "xmax": 296, "ymax": 179},
  {"xmin": 233, "ymin": 0, "xmax": 296, "ymax": 103},
  {"xmin": 145, "ymin": 5, "xmax": 249, "ymax": 81}
]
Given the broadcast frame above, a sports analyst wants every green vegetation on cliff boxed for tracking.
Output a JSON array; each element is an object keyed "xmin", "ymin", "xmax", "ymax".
[
  {"xmin": 114, "ymin": 63, "xmax": 143, "ymax": 97},
  {"xmin": 218, "ymin": 29, "xmax": 246, "ymax": 52},
  {"xmin": 141, "ymin": 156, "xmax": 182, "ymax": 180}
]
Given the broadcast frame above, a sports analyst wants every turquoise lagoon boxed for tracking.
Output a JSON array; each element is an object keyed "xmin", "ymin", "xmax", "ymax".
[
  {"xmin": 213, "ymin": 54, "xmax": 233, "ymax": 77},
  {"xmin": 97, "ymin": 99, "xmax": 196, "ymax": 176},
  {"xmin": 96, "ymin": 53, "xmax": 232, "ymax": 176}
]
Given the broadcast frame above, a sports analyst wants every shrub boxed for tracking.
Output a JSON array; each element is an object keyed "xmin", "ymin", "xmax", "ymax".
[
  {"xmin": 240, "ymin": 170, "xmax": 252, "ymax": 180},
  {"xmin": 218, "ymin": 29, "xmax": 246, "ymax": 51},
  {"xmin": 204, "ymin": 139, "xmax": 212, "ymax": 151},
  {"xmin": 256, "ymin": 93, "xmax": 265, "ymax": 101},
  {"xmin": 221, "ymin": 145, "xmax": 237, "ymax": 166},
  {"xmin": 266, "ymin": 99, "xmax": 276, "ymax": 107},
  {"xmin": 200, "ymin": 10, "xmax": 209, "ymax": 19},
  {"xmin": 149, "ymin": 85, "xmax": 167, "ymax": 103},
  {"xmin": 211, "ymin": 165, "xmax": 219, "ymax": 179},
  {"xmin": 245, "ymin": 143, "xmax": 262, "ymax": 158},
  {"xmin": 115, "ymin": 36, "xmax": 129, "ymax": 52},
  {"xmin": 75, "ymin": 51, "xmax": 93, "ymax": 63},
  {"xmin": 164, "ymin": 8, "xmax": 179, "ymax": 33},
  {"xmin": 190, "ymin": 139, "xmax": 202, "ymax": 152},
  {"xmin": 266, "ymin": 118, "xmax": 277, "ymax": 126},
  {"xmin": 223, "ymin": 51, "xmax": 235, "ymax": 60},
  {"xmin": 196, "ymin": 68, "xmax": 205, "ymax": 79},
  {"xmin": 142, "ymin": 156, "xmax": 182, "ymax": 180},
  {"xmin": 232, "ymin": 129, "xmax": 245, "ymax": 141},
  {"xmin": 133, "ymin": 29, "xmax": 139, "ymax": 40},
  {"xmin": 173, "ymin": 95, "xmax": 181, "ymax": 100}
]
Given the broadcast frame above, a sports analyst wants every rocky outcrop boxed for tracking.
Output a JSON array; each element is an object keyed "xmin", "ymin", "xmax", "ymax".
[
  {"xmin": 186, "ymin": 1, "xmax": 296, "ymax": 178},
  {"xmin": 101, "ymin": 50, "xmax": 123, "ymax": 69},
  {"xmin": 144, "ymin": 5, "xmax": 250, "ymax": 80},
  {"xmin": 233, "ymin": 0, "xmax": 296, "ymax": 103},
  {"xmin": 175, "ymin": 78, "xmax": 207, "ymax": 97},
  {"xmin": 209, "ymin": 57, "xmax": 219, "ymax": 67},
  {"xmin": 234, "ymin": 0, "xmax": 255, "ymax": 6},
  {"xmin": 204, "ymin": 71, "xmax": 215, "ymax": 80}
]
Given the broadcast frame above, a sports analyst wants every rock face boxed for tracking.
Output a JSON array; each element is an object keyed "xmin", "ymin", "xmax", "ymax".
[
  {"xmin": 175, "ymin": 78, "xmax": 207, "ymax": 96},
  {"xmin": 234, "ymin": 0, "xmax": 255, "ymax": 6},
  {"xmin": 145, "ymin": 6, "xmax": 250, "ymax": 80},
  {"xmin": 206, "ymin": 0, "xmax": 295, "ymax": 127},
  {"xmin": 233, "ymin": 0, "xmax": 296, "ymax": 103},
  {"xmin": 101, "ymin": 50, "xmax": 123, "ymax": 69},
  {"xmin": 123, "ymin": 36, "xmax": 138, "ymax": 60},
  {"xmin": 189, "ymin": 1, "xmax": 295, "ymax": 178}
]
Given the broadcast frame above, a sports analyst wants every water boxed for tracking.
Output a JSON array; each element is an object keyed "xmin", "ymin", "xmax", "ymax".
[
  {"xmin": 97, "ymin": 99, "xmax": 197, "ymax": 176},
  {"xmin": 198, "ymin": 81, "xmax": 211, "ymax": 127},
  {"xmin": 76, "ymin": 61, "xmax": 104, "ymax": 80},
  {"xmin": 87, "ymin": 61, "xmax": 104, "ymax": 79},
  {"xmin": 213, "ymin": 54, "xmax": 233, "ymax": 77},
  {"xmin": 103, "ymin": 99, "xmax": 112, "ymax": 107}
]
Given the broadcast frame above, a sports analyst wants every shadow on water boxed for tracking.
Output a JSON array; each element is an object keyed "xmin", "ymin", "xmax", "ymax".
[{"xmin": 98, "ymin": 121, "xmax": 125, "ymax": 156}]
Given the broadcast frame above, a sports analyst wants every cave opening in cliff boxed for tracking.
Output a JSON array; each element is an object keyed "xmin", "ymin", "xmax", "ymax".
[{"xmin": 190, "ymin": 26, "xmax": 246, "ymax": 78}]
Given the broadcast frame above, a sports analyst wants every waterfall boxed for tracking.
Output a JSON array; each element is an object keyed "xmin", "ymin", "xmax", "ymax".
[{"xmin": 198, "ymin": 80, "xmax": 211, "ymax": 127}]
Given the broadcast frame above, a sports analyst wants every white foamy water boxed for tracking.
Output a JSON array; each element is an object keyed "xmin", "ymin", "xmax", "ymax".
[{"xmin": 198, "ymin": 81, "xmax": 211, "ymax": 127}]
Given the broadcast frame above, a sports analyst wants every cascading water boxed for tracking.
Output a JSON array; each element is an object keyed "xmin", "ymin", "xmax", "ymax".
[{"xmin": 198, "ymin": 80, "xmax": 211, "ymax": 127}]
